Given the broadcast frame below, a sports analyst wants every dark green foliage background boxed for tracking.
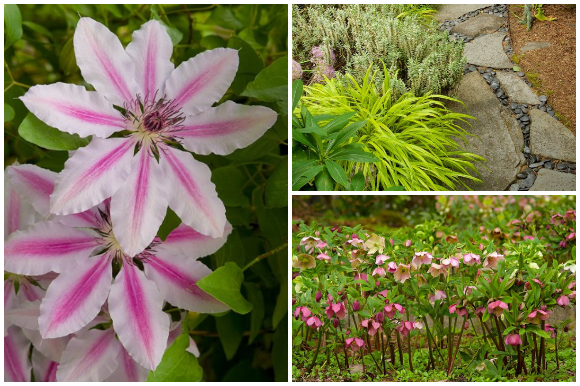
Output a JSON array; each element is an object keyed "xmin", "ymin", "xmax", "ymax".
[{"xmin": 4, "ymin": 4, "xmax": 288, "ymax": 382}]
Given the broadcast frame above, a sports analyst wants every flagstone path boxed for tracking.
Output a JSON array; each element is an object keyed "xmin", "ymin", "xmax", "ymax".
[{"xmin": 437, "ymin": 4, "xmax": 576, "ymax": 191}]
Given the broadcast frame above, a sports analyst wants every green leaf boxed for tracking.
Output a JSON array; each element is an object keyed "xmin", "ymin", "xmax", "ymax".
[
  {"xmin": 150, "ymin": 5, "xmax": 182, "ymax": 45},
  {"xmin": 244, "ymin": 283, "xmax": 265, "ymax": 344},
  {"xmin": 265, "ymin": 156, "xmax": 287, "ymax": 207},
  {"xmin": 292, "ymin": 80, "xmax": 303, "ymax": 112},
  {"xmin": 328, "ymin": 145, "xmax": 379, "ymax": 163},
  {"xmin": 315, "ymin": 168, "xmax": 334, "ymax": 191},
  {"xmin": 350, "ymin": 172, "xmax": 365, "ymax": 191},
  {"xmin": 18, "ymin": 113, "xmax": 91, "ymax": 151},
  {"xmin": 197, "ymin": 262, "xmax": 253, "ymax": 314},
  {"xmin": 241, "ymin": 56, "xmax": 287, "ymax": 102},
  {"xmin": 227, "ymin": 36, "xmax": 262, "ymax": 94},
  {"xmin": 273, "ymin": 316, "xmax": 288, "ymax": 382},
  {"xmin": 22, "ymin": 21, "xmax": 54, "ymax": 39},
  {"xmin": 59, "ymin": 37, "xmax": 78, "ymax": 75},
  {"xmin": 157, "ymin": 207, "xmax": 181, "ymax": 241},
  {"xmin": 513, "ymin": 65, "xmax": 521, "ymax": 72},
  {"xmin": 325, "ymin": 120, "xmax": 367, "ymax": 153},
  {"xmin": 211, "ymin": 166, "xmax": 249, "ymax": 207},
  {"xmin": 4, "ymin": 103, "xmax": 15, "ymax": 122},
  {"xmin": 5, "ymin": 4, "xmax": 23, "ymax": 49},
  {"xmin": 207, "ymin": 5, "xmax": 246, "ymax": 30},
  {"xmin": 146, "ymin": 335, "xmax": 202, "ymax": 381},
  {"xmin": 216, "ymin": 312, "xmax": 244, "ymax": 360},
  {"xmin": 324, "ymin": 160, "xmax": 349, "ymax": 188},
  {"xmin": 298, "ymin": 124, "xmax": 326, "ymax": 137},
  {"xmin": 293, "ymin": 165, "xmax": 323, "ymax": 191},
  {"xmin": 323, "ymin": 112, "xmax": 356, "ymax": 135},
  {"xmin": 385, "ymin": 186, "xmax": 406, "ymax": 191},
  {"xmin": 532, "ymin": 329, "xmax": 552, "ymax": 339},
  {"xmin": 214, "ymin": 229, "xmax": 245, "ymax": 268}
]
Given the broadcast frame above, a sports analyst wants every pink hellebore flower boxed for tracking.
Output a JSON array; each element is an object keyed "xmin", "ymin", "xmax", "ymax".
[
  {"xmin": 396, "ymin": 321, "xmax": 415, "ymax": 336},
  {"xmin": 300, "ymin": 236, "xmax": 321, "ymax": 253},
  {"xmin": 413, "ymin": 321, "xmax": 424, "ymax": 330},
  {"xmin": 326, "ymin": 302, "xmax": 347, "ymax": 320},
  {"xmin": 429, "ymin": 290, "xmax": 446, "ymax": 304},
  {"xmin": 345, "ymin": 337, "xmax": 365, "ymax": 351},
  {"xmin": 377, "ymin": 289, "xmax": 389, "ymax": 298},
  {"xmin": 315, "ymin": 291, "xmax": 322, "ymax": 303},
  {"xmin": 306, "ymin": 316, "xmax": 323, "ymax": 329},
  {"xmin": 544, "ymin": 324, "xmax": 555, "ymax": 339},
  {"xmin": 449, "ymin": 303, "xmax": 467, "ymax": 316},
  {"xmin": 463, "ymin": 286, "xmax": 476, "ymax": 296},
  {"xmin": 20, "ymin": 18, "xmax": 276, "ymax": 257},
  {"xmin": 393, "ymin": 264, "xmax": 411, "ymax": 283},
  {"xmin": 526, "ymin": 309, "xmax": 551, "ymax": 324},
  {"xmin": 375, "ymin": 254, "xmax": 389, "ymax": 265},
  {"xmin": 316, "ymin": 241, "xmax": 328, "ymax": 249},
  {"xmin": 5, "ymin": 167, "xmax": 231, "ymax": 371},
  {"xmin": 557, "ymin": 295, "xmax": 570, "ymax": 307},
  {"xmin": 483, "ymin": 252, "xmax": 505, "ymax": 269},
  {"xmin": 525, "ymin": 279, "xmax": 544, "ymax": 290},
  {"xmin": 504, "ymin": 333, "xmax": 522, "ymax": 346},
  {"xmin": 384, "ymin": 303, "xmax": 405, "ymax": 319},
  {"xmin": 412, "ymin": 251, "xmax": 433, "ymax": 267},
  {"xmin": 372, "ymin": 267, "xmax": 387, "ymax": 277},
  {"xmin": 475, "ymin": 306, "xmax": 486, "ymax": 318},
  {"xmin": 361, "ymin": 319, "xmax": 381, "ymax": 336},
  {"xmin": 427, "ymin": 263, "xmax": 445, "ymax": 278},
  {"xmin": 317, "ymin": 253, "xmax": 331, "ymax": 261},
  {"xmin": 441, "ymin": 256, "xmax": 460, "ymax": 269},
  {"xmin": 463, "ymin": 253, "xmax": 481, "ymax": 266},
  {"xmin": 386, "ymin": 261, "xmax": 398, "ymax": 273},
  {"xmin": 488, "ymin": 300, "xmax": 508, "ymax": 317}
]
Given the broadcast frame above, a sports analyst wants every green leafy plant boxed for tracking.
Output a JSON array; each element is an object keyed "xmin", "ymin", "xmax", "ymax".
[
  {"xmin": 301, "ymin": 66, "xmax": 485, "ymax": 191},
  {"xmin": 292, "ymin": 79, "xmax": 381, "ymax": 191}
]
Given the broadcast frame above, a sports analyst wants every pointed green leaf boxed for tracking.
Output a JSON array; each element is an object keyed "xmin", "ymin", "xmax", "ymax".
[
  {"xmin": 197, "ymin": 262, "xmax": 253, "ymax": 314},
  {"xmin": 18, "ymin": 113, "xmax": 91, "ymax": 151},
  {"xmin": 146, "ymin": 335, "xmax": 202, "ymax": 381}
]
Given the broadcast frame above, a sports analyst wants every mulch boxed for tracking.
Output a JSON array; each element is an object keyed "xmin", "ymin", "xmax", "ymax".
[{"xmin": 508, "ymin": 4, "xmax": 576, "ymax": 135}]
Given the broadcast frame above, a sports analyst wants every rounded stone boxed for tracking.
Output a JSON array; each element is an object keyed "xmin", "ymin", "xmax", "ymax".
[
  {"xmin": 509, "ymin": 183, "xmax": 519, "ymax": 191},
  {"xmin": 544, "ymin": 161, "xmax": 554, "ymax": 170},
  {"xmin": 520, "ymin": 115, "xmax": 530, "ymax": 122},
  {"xmin": 516, "ymin": 172, "xmax": 528, "ymax": 179},
  {"xmin": 515, "ymin": 113, "xmax": 523, "ymax": 119},
  {"xmin": 539, "ymin": 95, "xmax": 548, "ymax": 103},
  {"xmin": 517, "ymin": 72, "xmax": 525, "ymax": 77},
  {"xmin": 510, "ymin": 102, "xmax": 518, "ymax": 109},
  {"xmin": 491, "ymin": 82, "xmax": 500, "ymax": 90},
  {"xmin": 524, "ymin": 146, "xmax": 531, "ymax": 154}
]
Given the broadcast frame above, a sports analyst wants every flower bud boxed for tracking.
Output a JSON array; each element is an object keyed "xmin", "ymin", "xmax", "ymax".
[
  {"xmin": 292, "ymin": 298, "xmax": 296, "ymax": 305},
  {"xmin": 405, "ymin": 239, "xmax": 412, "ymax": 247},
  {"xmin": 333, "ymin": 318, "xmax": 339, "ymax": 328},
  {"xmin": 353, "ymin": 300, "xmax": 361, "ymax": 311},
  {"xmin": 315, "ymin": 291, "xmax": 322, "ymax": 303}
]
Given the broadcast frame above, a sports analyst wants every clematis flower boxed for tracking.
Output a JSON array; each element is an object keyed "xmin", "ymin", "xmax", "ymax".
[
  {"xmin": 317, "ymin": 253, "xmax": 331, "ymax": 261},
  {"xmin": 483, "ymin": 252, "xmax": 505, "ymax": 269},
  {"xmin": 429, "ymin": 290, "xmax": 447, "ymax": 304},
  {"xmin": 326, "ymin": 302, "xmax": 347, "ymax": 320},
  {"xmin": 361, "ymin": 318, "xmax": 381, "ymax": 336},
  {"xmin": 393, "ymin": 264, "xmax": 411, "ymax": 283},
  {"xmin": 345, "ymin": 337, "xmax": 365, "ymax": 352},
  {"xmin": 427, "ymin": 263, "xmax": 446, "ymax": 277},
  {"xmin": 396, "ymin": 321, "xmax": 415, "ymax": 336},
  {"xmin": 365, "ymin": 233, "xmax": 385, "ymax": 255},
  {"xmin": 20, "ymin": 18, "xmax": 276, "ymax": 257},
  {"xmin": 488, "ymin": 300, "xmax": 508, "ymax": 317},
  {"xmin": 384, "ymin": 303, "xmax": 405, "ymax": 319},
  {"xmin": 375, "ymin": 254, "xmax": 389, "ymax": 265},
  {"xmin": 372, "ymin": 267, "xmax": 387, "ymax": 277},
  {"xmin": 463, "ymin": 253, "xmax": 481, "ymax": 266},
  {"xmin": 557, "ymin": 295, "xmax": 570, "ymax": 306},
  {"xmin": 504, "ymin": 333, "xmax": 522, "ymax": 346},
  {"xmin": 411, "ymin": 251, "xmax": 433, "ymax": 267},
  {"xmin": 292, "ymin": 254, "xmax": 316, "ymax": 270},
  {"xmin": 4, "ymin": 171, "xmax": 231, "ymax": 371}
]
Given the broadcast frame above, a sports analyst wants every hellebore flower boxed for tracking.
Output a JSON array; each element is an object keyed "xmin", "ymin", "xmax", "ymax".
[
  {"xmin": 300, "ymin": 236, "xmax": 321, "ymax": 253},
  {"xmin": 377, "ymin": 289, "xmax": 389, "ymax": 298},
  {"xmin": 463, "ymin": 253, "xmax": 481, "ymax": 266},
  {"xmin": 333, "ymin": 318, "xmax": 340, "ymax": 328},
  {"xmin": 429, "ymin": 290, "xmax": 447, "ymax": 304},
  {"xmin": 396, "ymin": 321, "xmax": 415, "ymax": 336},
  {"xmin": 504, "ymin": 333, "xmax": 522, "ymax": 346},
  {"xmin": 413, "ymin": 321, "xmax": 424, "ymax": 330},
  {"xmin": 488, "ymin": 300, "xmax": 508, "ymax": 317},
  {"xmin": 361, "ymin": 319, "xmax": 381, "ymax": 336},
  {"xmin": 464, "ymin": 321, "xmax": 470, "ymax": 330},
  {"xmin": 386, "ymin": 261, "xmax": 398, "ymax": 273},
  {"xmin": 475, "ymin": 306, "xmax": 486, "ymax": 318},
  {"xmin": 345, "ymin": 337, "xmax": 365, "ymax": 351},
  {"xmin": 352, "ymin": 300, "xmax": 361, "ymax": 311},
  {"xmin": 353, "ymin": 273, "xmax": 368, "ymax": 283},
  {"xmin": 427, "ymin": 263, "xmax": 446, "ymax": 277},
  {"xmin": 384, "ymin": 303, "xmax": 405, "ymax": 319},
  {"xmin": 544, "ymin": 324, "xmax": 556, "ymax": 338},
  {"xmin": 393, "ymin": 264, "xmax": 411, "ymax": 283},
  {"xmin": 527, "ymin": 308, "xmax": 551, "ymax": 324},
  {"xmin": 557, "ymin": 295, "xmax": 570, "ymax": 307},
  {"xmin": 441, "ymin": 256, "xmax": 460, "ymax": 269},
  {"xmin": 483, "ymin": 252, "xmax": 505, "ymax": 269},
  {"xmin": 411, "ymin": 251, "xmax": 433, "ymax": 267},
  {"xmin": 4, "ymin": 171, "xmax": 231, "ymax": 370},
  {"xmin": 317, "ymin": 253, "xmax": 330, "ymax": 261},
  {"xmin": 326, "ymin": 302, "xmax": 347, "ymax": 320},
  {"xmin": 449, "ymin": 303, "xmax": 467, "ymax": 316},
  {"xmin": 463, "ymin": 286, "xmax": 476, "ymax": 296},
  {"xmin": 292, "ymin": 254, "xmax": 316, "ymax": 270},
  {"xmin": 374, "ymin": 311, "xmax": 385, "ymax": 323},
  {"xmin": 372, "ymin": 267, "xmax": 387, "ymax": 277},
  {"xmin": 20, "ymin": 18, "xmax": 277, "ymax": 257},
  {"xmin": 365, "ymin": 233, "xmax": 385, "ymax": 255},
  {"xmin": 306, "ymin": 316, "xmax": 323, "ymax": 329},
  {"xmin": 293, "ymin": 306, "xmax": 312, "ymax": 321},
  {"xmin": 375, "ymin": 254, "xmax": 389, "ymax": 265},
  {"xmin": 525, "ymin": 278, "xmax": 544, "ymax": 290}
]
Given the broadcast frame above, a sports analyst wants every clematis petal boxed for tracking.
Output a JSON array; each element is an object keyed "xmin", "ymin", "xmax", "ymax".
[
  {"xmin": 109, "ymin": 264, "xmax": 170, "ymax": 370},
  {"xmin": 20, "ymin": 83, "xmax": 126, "ymax": 138},
  {"xmin": 5, "ymin": 168, "xmax": 37, "ymax": 238},
  {"xmin": 111, "ymin": 147, "xmax": 168, "ymax": 257},
  {"xmin": 126, "ymin": 20, "xmax": 174, "ymax": 98},
  {"xmin": 4, "ymin": 326, "xmax": 32, "ymax": 382},
  {"xmin": 50, "ymin": 137, "xmax": 136, "ymax": 215},
  {"xmin": 74, "ymin": 17, "xmax": 138, "ymax": 106},
  {"xmin": 179, "ymin": 101, "xmax": 277, "ymax": 156},
  {"xmin": 164, "ymin": 48, "xmax": 238, "ymax": 115},
  {"xmin": 5, "ymin": 301, "xmax": 41, "ymax": 331},
  {"xmin": 7, "ymin": 164, "xmax": 57, "ymax": 218},
  {"xmin": 106, "ymin": 345, "xmax": 149, "ymax": 382},
  {"xmin": 159, "ymin": 147, "xmax": 226, "ymax": 238},
  {"xmin": 4, "ymin": 221, "xmax": 99, "ymax": 276},
  {"xmin": 22, "ymin": 328, "xmax": 69, "ymax": 363},
  {"xmin": 32, "ymin": 350, "xmax": 59, "ymax": 382},
  {"xmin": 39, "ymin": 255, "xmax": 113, "ymax": 339},
  {"xmin": 56, "ymin": 329, "xmax": 120, "ymax": 382},
  {"xmin": 144, "ymin": 248, "xmax": 230, "ymax": 313},
  {"xmin": 161, "ymin": 222, "xmax": 232, "ymax": 259}
]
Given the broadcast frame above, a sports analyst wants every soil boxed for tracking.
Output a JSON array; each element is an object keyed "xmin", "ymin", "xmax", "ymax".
[{"xmin": 507, "ymin": 4, "xmax": 576, "ymax": 135}]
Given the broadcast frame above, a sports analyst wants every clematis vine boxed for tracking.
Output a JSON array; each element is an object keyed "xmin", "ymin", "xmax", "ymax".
[
  {"xmin": 4, "ymin": 165, "xmax": 231, "ymax": 371},
  {"xmin": 20, "ymin": 17, "xmax": 277, "ymax": 257}
]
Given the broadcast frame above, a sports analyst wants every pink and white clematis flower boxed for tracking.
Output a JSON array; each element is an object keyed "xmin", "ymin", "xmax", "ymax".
[
  {"xmin": 19, "ymin": 18, "xmax": 277, "ymax": 257},
  {"xmin": 4, "ymin": 165, "xmax": 231, "ymax": 371}
]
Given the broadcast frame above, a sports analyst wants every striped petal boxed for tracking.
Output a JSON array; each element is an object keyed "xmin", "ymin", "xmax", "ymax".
[
  {"xmin": 162, "ymin": 222, "xmax": 232, "ymax": 259},
  {"xmin": 110, "ymin": 147, "xmax": 168, "ymax": 257},
  {"xmin": 7, "ymin": 164, "xmax": 56, "ymax": 217},
  {"xmin": 159, "ymin": 147, "xmax": 226, "ymax": 238},
  {"xmin": 180, "ymin": 101, "xmax": 277, "ymax": 155},
  {"xmin": 22, "ymin": 328, "xmax": 69, "ymax": 363},
  {"xmin": 56, "ymin": 328, "xmax": 120, "ymax": 382},
  {"xmin": 20, "ymin": 83, "xmax": 126, "ymax": 138},
  {"xmin": 144, "ymin": 248, "xmax": 230, "ymax": 313},
  {"xmin": 126, "ymin": 19, "xmax": 174, "ymax": 98},
  {"xmin": 39, "ymin": 255, "xmax": 112, "ymax": 339},
  {"xmin": 32, "ymin": 350, "xmax": 59, "ymax": 382},
  {"xmin": 50, "ymin": 137, "xmax": 136, "ymax": 215},
  {"xmin": 4, "ymin": 168, "xmax": 37, "ymax": 238},
  {"xmin": 5, "ymin": 301, "xmax": 41, "ymax": 331},
  {"xmin": 4, "ymin": 221, "xmax": 99, "ymax": 276},
  {"xmin": 109, "ymin": 264, "xmax": 169, "ymax": 370},
  {"xmin": 164, "ymin": 48, "xmax": 238, "ymax": 115},
  {"xmin": 4, "ymin": 326, "xmax": 32, "ymax": 382},
  {"xmin": 74, "ymin": 17, "xmax": 138, "ymax": 106},
  {"xmin": 106, "ymin": 345, "xmax": 149, "ymax": 382}
]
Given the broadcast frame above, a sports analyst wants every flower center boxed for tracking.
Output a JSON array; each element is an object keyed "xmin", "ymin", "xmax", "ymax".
[{"xmin": 124, "ymin": 93, "xmax": 185, "ymax": 136}]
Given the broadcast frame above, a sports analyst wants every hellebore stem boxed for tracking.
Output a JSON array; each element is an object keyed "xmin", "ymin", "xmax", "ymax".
[
  {"xmin": 555, "ymin": 328, "xmax": 560, "ymax": 369},
  {"xmin": 422, "ymin": 316, "xmax": 436, "ymax": 370},
  {"xmin": 540, "ymin": 320, "xmax": 546, "ymax": 371},
  {"xmin": 448, "ymin": 316, "xmax": 466, "ymax": 376},
  {"xmin": 396, "ymin": 329, "xmax": 404, "ymax": 365},
  {"xmin": 306, "ymin": 326, "xmax": 324, "ymax": 374}
]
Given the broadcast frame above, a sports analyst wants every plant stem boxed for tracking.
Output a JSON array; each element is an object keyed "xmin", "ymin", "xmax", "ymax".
[
  {"xmin": 395, "ymin": 330, "xmax": 404, "ymax": 365},
  {"xmin": 242, "ymin": 242, "xmax": 288, "ymax": 271},
  {"xmin": 555, "ymin": 329, "xmax": 560, "ymax": 369},
  {"xmin": 539, "ymin": 321, "xmax": 546, "ymax": 371},
  {"xmin": 516, "ymin": 344, "xmax": 522, "ymax": 376},
  {"xmin": 306, "ymin": 327, "xmax": 324, "ymax": 373},
  {"xmin": 533, "ymin": 333, "xmax": 539, "ymax": 373},
  {"xmin": 448, "ymin": 316, "xmax": 466, "ymax": 376},
  {"xmin": 422, "ymin": 316, "xmax": 436, "ymax": 370}
]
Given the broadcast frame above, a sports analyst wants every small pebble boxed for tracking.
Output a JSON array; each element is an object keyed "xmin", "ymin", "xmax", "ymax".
[
  {"xmin": 509, "ymin": 184, "xmax": 519, "ymax": 191},
  {"xmin": 516, "ymin": 172, "xmax": 528, "ymax": 179},
  {"xmin": 539, "ymin": 95, "xmax": 548, "ymax": 103},
  {"xmin": 517, "ymin": 72, "xmax": 525, "ymax": 77},
  {"xmin": 524, "ymin": 146, "xmax": 531, "ymax": 154},
  {"xmin": 529, "ymin": 162, "xmax": 544, "ymax": 168},
  {"xmin": 520, "ymin": 115, "xmax": 530, "ymax": 122},
  {"xmin": 544, "ymin": 161, "xmax": 554, "ymax": 169},
  {"xmin": 491, "ymin": 82, "xmax": 500, "ymax": 90}
]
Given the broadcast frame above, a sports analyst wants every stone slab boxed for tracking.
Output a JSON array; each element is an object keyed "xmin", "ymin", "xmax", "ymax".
[
  {"xmin": 529, "ymin": 169, "xmax": 576, "ymax": 191},
  {"xmin": 450, "ymin": 13, "xmax": 505, "ymax": 37},
  {"xmin": 501, "ymin": 107, "xmax": 525, "ymax": 164},
  {"xmin": 464, "ymin": 32, "xmax": 513, "ymax": 68},
  {"xmin": 448, "ymin": 71, "xmax": 523, "ymax": 190},
  {"xmin": 495, "ymin": 72, "xmax": 540, "ymax": 105},
  {"xmin": 436, "ymin": 4, "xmax": 491, "ymax": 21},
  {"xmin": 521, "ymin": 41, "xmax": 551, "ymax": 53},
  {"xmin": 529, "ymin": 109, "xmax": 576, "ymax": 162}
]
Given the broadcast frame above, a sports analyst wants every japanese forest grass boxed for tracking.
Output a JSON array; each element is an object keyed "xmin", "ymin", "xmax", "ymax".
[{"xmin": 301, "ymin": 68, "xmax": 485, "ymax": 191}]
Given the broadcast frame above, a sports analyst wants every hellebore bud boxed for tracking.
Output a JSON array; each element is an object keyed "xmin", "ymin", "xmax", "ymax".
[
  {"xmin": 315, "ymin": 291, "xmax": 322, "ymax": 303},
  {"xmin": 353, "ymin": 300, "xmax": 361, "ymax": 311}
]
